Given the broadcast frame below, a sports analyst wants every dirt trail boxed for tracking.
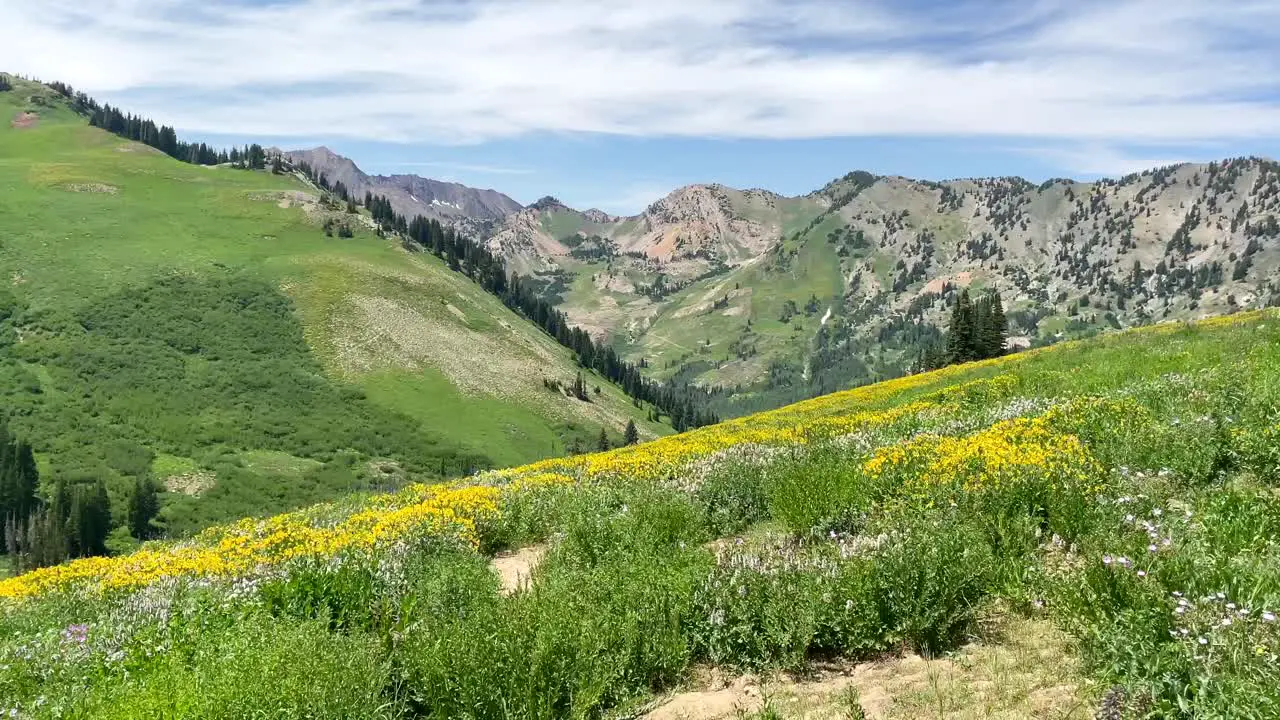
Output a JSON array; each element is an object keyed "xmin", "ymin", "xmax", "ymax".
[
  {"xmin": 11, "ymin": 112, "xmax": 38, "ymax": 129},
  {"xmin": 490, "ymin": 544, "xmax": 546, "ymax": 595},
  {"xmin": 641, "ymin": 618, "xmax": 1089, "ymax": 720}
]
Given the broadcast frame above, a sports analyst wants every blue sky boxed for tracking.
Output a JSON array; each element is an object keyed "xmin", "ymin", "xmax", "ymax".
[{"xmin": 4, "ymin": 0, "xmax": 1280, "ymax": 214}]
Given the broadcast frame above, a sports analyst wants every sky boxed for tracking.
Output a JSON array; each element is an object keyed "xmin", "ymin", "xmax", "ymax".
[{"xmin": 3, "ymin": 0, "xmax": 1280, "ymax": 214}]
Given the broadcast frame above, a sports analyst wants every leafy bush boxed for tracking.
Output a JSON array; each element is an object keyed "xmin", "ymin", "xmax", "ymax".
[
  {"xmin": 400, "ymin": 491, "xmax": 709, "ymax": 719},
  {"xmin": 63, "ymin": 616, "xmax": 396, "ymax": 720},
  {"xmin": 765, "ymin": 446, "xmax": 874, "ymax": 536}
]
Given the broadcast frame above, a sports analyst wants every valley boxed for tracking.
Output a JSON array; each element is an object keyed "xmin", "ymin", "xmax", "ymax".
[
  {"xmin": 0, "ymin": 76, "xmax": 662, "ymax": 538},
  {"xmin": 482, "ymin": 166, "xmax": 1280, "ymax": 415},
  {"xmin": 2, "ymin": 61, "xmax": 1280, "ymax": 720}
]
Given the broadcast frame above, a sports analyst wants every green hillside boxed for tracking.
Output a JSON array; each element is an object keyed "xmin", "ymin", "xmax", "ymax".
[
  {"xmin": 0, "ymin": 77, "xmax": 663, "ymax": 536},
  {"xmin": 3, "ymin": 311, "xmax": 1278, "ymax": 718}
]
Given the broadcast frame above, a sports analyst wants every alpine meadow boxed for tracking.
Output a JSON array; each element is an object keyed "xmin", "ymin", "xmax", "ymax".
[{"xmin": 2, "ymin": 9, "xmax": 1280, "ymax": 717}]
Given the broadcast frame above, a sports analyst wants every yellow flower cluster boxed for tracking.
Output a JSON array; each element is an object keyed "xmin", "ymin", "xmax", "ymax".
[
  {"xmin": 502, "ymin": 400, "xmax": 942, "ymax": 483},
  {"xmin": 0, "ymin": 484, "xmax": 499, "ymax": 600},
  {"xmin": 863, "ymin": 416, "xmax": 1100, "ymax": 496}
]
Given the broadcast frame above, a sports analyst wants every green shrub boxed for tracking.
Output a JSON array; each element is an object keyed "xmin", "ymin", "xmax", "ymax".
[
  {"xmin": 765, "ymin": 446, "xmax": 874, "ymax": 536},
  {"xmin": 59, "ymin": 616, "xmax": 396, "ymax": 720},
  {"xmin": 400, "ymin": 497, "xmax": 709, "ymax": 719},
  {"xmin": 695, "ymin": 458, "xmax": 772, "ymax": 537}
]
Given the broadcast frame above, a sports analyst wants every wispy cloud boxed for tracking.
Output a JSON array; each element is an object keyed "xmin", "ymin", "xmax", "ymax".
[
  {"xmin": 583, "ymin": 182, "xmax": 676, "ymax": 216},
  {"xmin": 2, "ymin": 0, "xmax": 1279, "ymax": 145},
  {"xmin": 380, "ymin": 161, "xmax": 533, "ymax": 175},
  {"xmin": 1020, "ymin": 141, "xmax": 1217, "ymax": 177}
]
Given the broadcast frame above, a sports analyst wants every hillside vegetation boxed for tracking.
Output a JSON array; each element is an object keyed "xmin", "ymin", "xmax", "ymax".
[
  {"xmin": 2, "ymin": 311, "xmax": 1278, "ymax": 718},
  {"xmin": 0, "ymin": 77, "xmax": 661, "ymax": 537},
  {"xmin": 487, "ymin": 164, "xmax": 1280, "ymax": 414}
]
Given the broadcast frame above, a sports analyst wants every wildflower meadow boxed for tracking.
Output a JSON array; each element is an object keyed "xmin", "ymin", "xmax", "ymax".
[{"xmin": 2, "ymin": 310, "xmax": 1279, "ymax": 718}]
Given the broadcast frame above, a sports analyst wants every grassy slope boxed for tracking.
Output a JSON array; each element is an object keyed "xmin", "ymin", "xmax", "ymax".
[
  {"xmin": 4, "ymin": 311, "xmax": 1277, "ymax": 717},
  {"xmin": 620, "ymin": 210, "xmax": 845, "ymax": 385},
  {"xmin": 0, "ymin": 79, "xmax": 662, "ymax": 532}
]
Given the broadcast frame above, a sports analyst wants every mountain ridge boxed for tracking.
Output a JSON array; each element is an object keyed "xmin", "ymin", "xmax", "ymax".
[
  {"xmin": 476, "ymin": 156, "xmax": 1280, "ymax": 412},
  {"xmin": 274, "ymin": 147, "xmax": 1279, "ymax": 413},
  {"xmin": 280, "ymin": 146, "xmax": 523, "ymax": 230}
]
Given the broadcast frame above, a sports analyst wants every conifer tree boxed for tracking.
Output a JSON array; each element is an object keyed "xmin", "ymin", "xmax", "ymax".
[
  {"xmin": 597, "ymin": 427, "xmax": 610, "ymax": 452},
  {"xmin": 945, "ymin": 289, "xmax": 975, "ymax": 364},
  {"xmin": 623, "ymin": 419, "xmax": 639, "ymax": 446},
  {"xmin": 984, "ymin": 292, "xmax": 1008, "ymax": 357},
  {"xmin": 0, "ymin": 423, "xmax": 39, "ymax": 542},
  {"xmin": 128, "ymin": 477, "xmax": 160, "ymax": 540},
  {"xmin": 972, "ymin": 293, "xmax": 990, "ymax": 360}
]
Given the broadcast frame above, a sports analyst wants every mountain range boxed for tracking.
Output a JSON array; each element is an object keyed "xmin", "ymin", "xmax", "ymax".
[
  {"xmin": 289, "ymin": 146, "xmax": 1280, "ymax": 412},
  {"xmin": 280, "ymin": 146, "xmax": 522, "ymax": 232}
]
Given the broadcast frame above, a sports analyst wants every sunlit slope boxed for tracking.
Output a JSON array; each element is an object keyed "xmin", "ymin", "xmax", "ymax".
[
  {"xmin": 0, "ymin": 79, "xmax": 661, "ymax": 532},
  {"xmin": 3, "ymin": 308, "xmax": 1273, "ymax": 600}
]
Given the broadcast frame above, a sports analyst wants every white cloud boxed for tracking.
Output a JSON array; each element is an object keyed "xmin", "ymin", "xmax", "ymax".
[
  {"xmin": 1, "ymin": 0, "xmax": 1279, "ymax": 144},
  {"xmin": 1020, "ymin": 141, "xmax": 1215, "ymax": 177},
  {"xmin": 581, "ymin": 182, "xmax": 676, "ymax": 216},
  {"xmin": 380, "ymin": 161, "xmax": 533, "ymax": 175}
]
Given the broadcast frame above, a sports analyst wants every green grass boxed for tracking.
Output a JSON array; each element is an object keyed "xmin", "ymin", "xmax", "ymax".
[
  {"xmin": 240, "ymin": 450, "xmax": 324, "ymax": 478},
  {"xmin": 4, "ymin": 312, "xmax": 1280, "ymax": 718},
  {"xmin": 361, "ymin": 369, "xmax": 565, "ymax": 469},
  {"xmin": 0, "ymin": 79, "xmax": 660, "ymax": 535},
  {"xmin": 624, "ymin": 220, "xmax": 846, "ymax": 384}
]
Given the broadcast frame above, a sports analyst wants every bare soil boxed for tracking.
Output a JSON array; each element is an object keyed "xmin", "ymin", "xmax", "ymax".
[
  {"xmin": 490, "ymin": 544, "xmax": 547, "ymax": 595},
  {"xmin": 641, "ymin": 617, "xmax": 1091, "ymax": 720}
]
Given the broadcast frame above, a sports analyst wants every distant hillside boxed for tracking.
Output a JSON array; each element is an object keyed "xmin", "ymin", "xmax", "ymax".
[
  {"xmin": 482, "ymin": 163, "xmax": 1280, "ymax": 413},
  {"xmin": 281, "ymin": 146, "xmax": 522, "ymax": 231},
  {"xmin": 0, "ymin": 76, "xmax": 662, "ymax": 537}
]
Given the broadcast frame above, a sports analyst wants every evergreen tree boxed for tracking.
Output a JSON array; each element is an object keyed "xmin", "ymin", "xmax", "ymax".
[
  {"xmin": 945, "ymin": 289, "xmax": 976, "ymax": 364},
  {"xmin": 972, "ymin": 293, "xmax": 990, "ymax": 360},
  {"xmin": 128, "ymin": 476, "xmax": 160, "ymax": 540},
  {"xmin": 623, "ymin": 419, "xmax": 639, "ymax": 446},
  {"xmin": 0, "ymin": 423, "xmax": 39, "ymax": 548},
  {"xmin": 0, "ymin": 74, "xmax": 12, "ymax": 92},
  {"xmin": 247, "ymin": 144, "xmax": 266, "ymax": 170},
  {"xmin": 597, "ymin": 427, "xmax": 610, "ymax": 452},
  {"xmin": 984, "ymin": 292, "xmax": 1008, "ymax": 357}
]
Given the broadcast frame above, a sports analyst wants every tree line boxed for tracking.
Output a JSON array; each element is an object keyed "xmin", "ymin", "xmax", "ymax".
[
  {"xmin": 1, "ymin": 421, "xmax": 159, "ymax": 573},
  {"xmin": 915, "ymin": 289, "xmax": 1009, "ymax": 372},
  {"xmin": 38, "ymin": 79, "xmax": 265, "ymax": 169},
  {"xmin": 38, "ymin": 77, "xmax": 718, "ymax": 431},
  {"xmin": 297, "ymin": 166, "xmax": 719, "ymax": 430}
]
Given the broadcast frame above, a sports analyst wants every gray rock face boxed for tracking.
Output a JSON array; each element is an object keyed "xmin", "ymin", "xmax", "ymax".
[{"xmin": 282, "ymin": 147, "xmax": 522, "ymax": 224}]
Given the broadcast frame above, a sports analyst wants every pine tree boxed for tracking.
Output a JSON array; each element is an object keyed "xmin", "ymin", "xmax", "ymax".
[
  {"xmin": 0, "ymin": 424, "xmax": 39, "ymax": 550},
  {"xmin": 972, "ymin": 293, "xmax": 990, "ymax": 360},
  {"xmin": 597, "ymin": 427, "xmax": 610, "ymax": 452},
  {"xmin": 128, "ymin": 477, "xmax": 159, "ymax": 540},
  {"xmin": 984, "ymin": 292, "xmax": 1008, "ymax": 358},
  {"xmin": 623, "ymin": 419, "xmax": 639, "ymax": 446},
  {"xmin": 945, "ymin": 289, "xmax": 975, "ymax": 364}
]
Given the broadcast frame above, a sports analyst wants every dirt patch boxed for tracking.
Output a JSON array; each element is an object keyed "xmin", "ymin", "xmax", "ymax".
[
  {"xmin": 163, "ymin": 471, "xmax": 216, "ymax": 497},
  {"xmin": 922, "ymin": 271, "xmax": 973, "ymax": 296},
  {"xmin": 491, "ymin": 544, "xmax": 546, "ymax": 595},
  {"xmin": 62, "ymin": 183, "xmax": 118, "ymax": 194},
  {"xmin": 445, "ymin": 302, "xmax": 468, "ymax": 322},
  {"xmin": 11, "ymin": 112, "xmax": 38, "ymax": 129},
  {"xmin": 641, "ymin": 618, "xmax": 1091, "ymax": 720},
  {"xmin": 275, "ymin": 191, "xmax": 312, "ymax": 209}
]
